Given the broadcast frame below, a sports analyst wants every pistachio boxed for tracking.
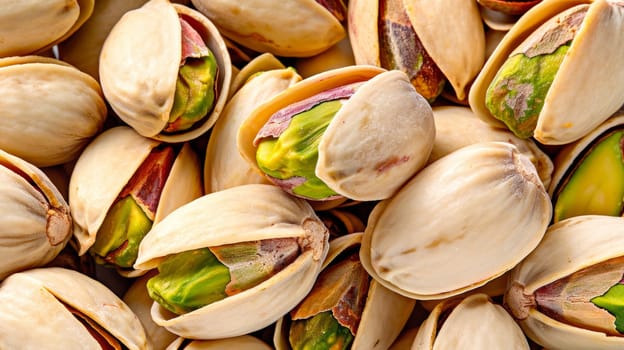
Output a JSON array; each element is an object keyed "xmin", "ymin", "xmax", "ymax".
[
  {"xmin": 477, "ymin": 0, "xmax": 543, "ymax": 16},
  {"xmin": 485, "ymin": 5, "xmax": 587, "ymax": 138}
]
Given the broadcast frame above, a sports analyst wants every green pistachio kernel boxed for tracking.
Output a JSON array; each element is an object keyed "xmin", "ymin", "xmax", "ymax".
[
  {"xmin": 289, "ymin": 311, "xmax": 354, "ymax": 350},
  {"xmin": 592, "ymin": 281, "xmax": 624, "ymax": 334},
  {"xmin": 91, "ymin": 196, "xmax": 152, "ymax": 269},
  {"xmin": 553, "ymin": 130, "xmax": 624, "ymax": 222},
  {"xmin": 166, "ymin": 53, "xmax": 218, "ymax": 133},
  {"xmin": 485, "ymin": 43, "xmax": 570, "ymax": 139},
  {"xmin": 256, "ymin": 100, "xmax": 342, "ymax": 200}
]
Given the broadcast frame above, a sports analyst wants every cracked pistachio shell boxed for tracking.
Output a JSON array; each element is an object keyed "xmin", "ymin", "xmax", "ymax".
[
  {"xmin": 69, "ymin": 126, "xmax": 202, "ymax": 263},
  {"xmin": 190, "ymin": 0, "xmax": 345, "ymax": 57},
  {"xmin": 0, "ymin": 0, "xmax": 93, "ymax": 57},
  {"xmin": 505, "ymin": 215, "xmax": 624, "ymax": 349},
  {"xmin": 430, "ymin": 105, "xmax": 553, "ymax": 188},
  {"xmin": 99, "ymin": 0, "xmax": 232, "ymax": 142},
  {"xmin": 238, "ymin": 66, "xmax": 435, "ymax": 202},
  {"xmin": 348, "ymin": 0, "xmax": 485, "ymax": 101},
  {"xmin": 0, "ymin": 150, "xmax": 72, "ymax": 281},
  {"xmin": 0, "ymin": 267, "xmax": 148, "ymax": 349},
  {"xmin": 228, "ymin": 53, "xmax": 287, "ymax": 98},
  {"xmin": 274, "ymin": 233, "xmax": 415, "ymax": 350},
  {"xmin": 204, "ymin": 61, "xmax": 302, "ymax": 193},
  {"xmin": 124, "ymin": 272, "xmax": 177, "ymax": 350},
  {"xmin": 470, "ymin": 0, "xmax": 624, "ymax": 145},
  {"xmin": 0, "ymin": 56, "xmax": 107, "ymax": 167},
  {"xmin": 134, "ymin": 184, "xmax": 330, "ymax": 339},
  {"xmin": 412, "ymin": 293, "xmax": 529, "ymax": 350},
  {"xmin": 167, "ymin": 336, "xmax": 271, "ymax": 350},
  {"xmin": 360, "ymin": 142, "xmax": 552, "ymax": 300}
]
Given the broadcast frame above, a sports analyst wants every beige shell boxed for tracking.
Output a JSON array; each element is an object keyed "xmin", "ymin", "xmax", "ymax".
[
  {"xmin": 548, "ymin": 113, "xmax": 624, "ymax": 197},
  {"xmin": 295, "ymin": 36, "xmax": 356, "ymax": 79},
  {"xmin": 430, "ymin": 105, "xmax": 553, "ymax": 188},
  {"xmin": 69, "ymin": 126, "xmax": 202, "ymax": 265},
  {"xmin": 274, "ymin": 232, "xmax": 415, "ymax": 350},
  {"xmin": 0, "ymin": 0, "xmax": 93, "ymax": 57},
  {"xmin": 412, "ymin": 293, "xmax": 529, "ymax": 349},
  {"xmin": 204, "ymin": 61, "xmax": 302, "ymax": 194},
  {"xmin": 190, "ymin": 0, "xmax": 345, "ymax": 57},
  {"xmin": 348, "ymin": 0, "xmax": 485, "ymax": 101},
  {"xmin": 0, "ymin": 56, "xmax": 107, "ymax": 167},
  {"xmin": 123, "ymin": 272, "xmax": 177, "ymax": 350},
  {"xmin": 167, "ymin": 336, "xmax": 272, "ymax": 350},
  {"xmin": 239, "ymin": 66, "xmax": 435, "ymax": 202},
  {"xmin": 0, "ymin": 150, "xmax": 72, "ymax": 281},
  {"xmin": 505, "ymin": 215, "xmax": 624, "ymax": 349},
  {"xmin": 469, "ymin": 0, "xmax": 624, "ymax": 145},
  {"xmin": 0, "ymin": 267, "xmax": 148, "ymax": 349},
  {"xmin": 360, "ymin": 142, "xmax": 552, "ymax": 300},
  {"xmin": 99, "ymin": 0, "xmax": 232, "ymax": 142},
  {"xmin": 228, "ymin": 53, "xmax": 287, "ymax": 98},
  {"xmin": 134, "ymin": 184, "xmax": 329, "ymax": 339},
  {"xmin": 480, "ymin": 4, "xmax": 521, "ymax": 31}
]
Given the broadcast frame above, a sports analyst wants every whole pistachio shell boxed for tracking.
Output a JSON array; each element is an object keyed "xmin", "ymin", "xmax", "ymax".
[
  {"xmin": 134, "ymin": 184, "xmax": 330, "ymax": 339},
  {"xmin": 167, "ymin": 336, "xmax": 272, "ymax": 350},
  {"xmin": 0, "ymin": 0, "xmax": 93, "ymax": 57},
  {"xmin": 99, "ymin": 0, "xmax": 232, "ymax": 142},
  {"xmin": 69, "ymin": 126, "xmax": 202, "ymax": 275},
  {"xmin": 430, "ymin": 105, "xmax": 553, "ymax": 188},
  {"xmin": 190, "ymin": 0, "xmax": 345, "ymax": 57},
  {"xmin": 470, "ymin": 0, "xmax": 624, "ymax": 145},
  {"xmin": 360, "ymin": 142, "xmax": 552, "ymax": 300},
  {"xmin": 0, "ymin": 267, "xmax": 149, "ymax": 349},
  {"xmin": 204, "ymin": 58, "xmax": 302, "ymax": 194},
  {"xmin": 0, "ymin": 150, "xmax": 72, "ymax": 280},
  {"xmin": 239, "ymin": 66, "xmax": 435, "ymax": 203},
  {"xmin": 413, "ymin": 293, "xmax": 529, "ymax": 349},
  {"xmin": 505, "ymin": 215, "xmax": 624, "ymax": 349},
  {"xmin": 0, "ymin": 56, "xmax": 107, "ymax": 167}
]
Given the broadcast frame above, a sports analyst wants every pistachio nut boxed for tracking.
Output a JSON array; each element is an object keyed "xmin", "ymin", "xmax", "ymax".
[
  {"xmin": 388, "ymin": 328, "xmax": 419, "ymax": 350},
  {"xmin": 360, "ymin": 142, "xmax": 552, "ymax": 300},
  {"xmin": 430, "ymin": 105, "xmax": 553, "ymax": 188},
  {"xmin": 348, "ymin": 0, "xmax": 485, "ymax": 102},
  {"xmin": 238, "ymin": 66, "xmax": 435, "ymax": 203},
  {"xmin": 549, "ymin": 114, "xmax": 624, "ymax": 223},
  {"xmin": 99, "ymin": 0, "xmax": 232, "ymax": 142},
  {"xmin": 0, "ymin": 0, "xmax": 93, "ymax": 57},
  {"xmin": 505, "ymin": 215, "xmax": 624, "ymax": 349},
  {"xmin": 133, "ymin": 184, "xmax": 329, "ymax": 339},
  {"xmin": 0, "ymin": 150, "xmax": 72, "ymax": 280},
  {"xmin": 167, "ymin": 336, "xmax": 272, "ymax": 350},
  {"xmin": 274, "ymin": 233, "xmax": 415, "ymax": 350},
  {"xmin": 478, "ymin": 0, "xmax": 544, "ymax": 31},
  {"xmin": 69, "ymin": 126, "xmax": 202, "ymax": 276},
  {"xmin": 190, "ymin": 0, "xmax": 346, "ymax": 57},
  {"xmin": 123, "ymin": 271, "xmax": 177, "ymax": 350},
  {"xmin": 295, "ymin": 37, "xmax": 356, "ymax": 79},
  {"xmin": 0, "ymin": 267, "xmax": 148, "ymax": 349},
  {"xmin": 0, "ymin": 56, "xmax": 107, "ymax": 167},
  {"xmin": 412, "ymin": 293, "xmax": 529, "ymax": 349},
  {"xmin": 470, "ymin": 0, "xmax": 624, "ymax": 145},
  {"xmin": 204, "ymin": 57, "xmax": 302, "ymax": 194}
]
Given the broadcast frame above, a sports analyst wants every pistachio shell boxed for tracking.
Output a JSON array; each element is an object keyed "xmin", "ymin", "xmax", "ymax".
[
  {"xmin": 99, "ymin": 0, "xmax": 232, "ymax": 141},
  {"xmin": 412, "ymin": 293, "xmax": 529, "ymax": 349},
  {"xmin": 69, "ymin": 126, "xmax": 202, "ymax": 263},
  {"xmin": 167, "ymin": 336, "xmax": 272, "ymax": 350},
  {"xmin": 505, "ymin": 215, "xmax": 624, "ymax": 349},
  {"xmin": 0, "ymin": 56, "xmax": 107, "ymax": 167},
  {"xmin": 239, "ymin": 66, "xmax": 435, "ymax": 202},
  {"xmin": 228, "ymin": 53, "xmax": 287, "ymax": 98},
  {"xmin": 0, "ymin": 150, "xmax": 72, "ymax": 280},
  {"xmin": 190, "ymin": 0, "xmax": 345, "ymax": 57},
  {"xmin": 348, "ymin": 0, "xmax": 485, "ymax": 100},
  {"xmin": 274, "ymin": 233, "xmax": 415, "ymax": 350},
  {"xmin": 431, "ymin": 105, "xmax": 553, "ymax": 188},
  {"xmin": 0, "ymin": 0, "xmax": 93, "ymax": 57},
  {"xmin": 360, "ymin": 142, "xmax": 552, "ymax": 300},
  {"xmin": 204, "ymin": 66, "xmax": 302, "ymax": 194},
  {"xmin": 134, "ymin": 184, "xmax": 329, "ymax": 339},
  {"xmin": 295, "ymin": 37, "xmax": 356, "ymax": 78},
  {"xmin": 0, "ymin": 267, "xmax": 148, "ymax": 349},
  {"xmin": 470, "ymin": 0, "xmax": 624, "ymax": 145}
]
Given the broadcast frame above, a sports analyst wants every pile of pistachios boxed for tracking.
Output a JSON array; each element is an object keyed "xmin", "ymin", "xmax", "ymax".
[{"xmin": 2, "ymin": 0, "xmax": 624, "ymax": 349}]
